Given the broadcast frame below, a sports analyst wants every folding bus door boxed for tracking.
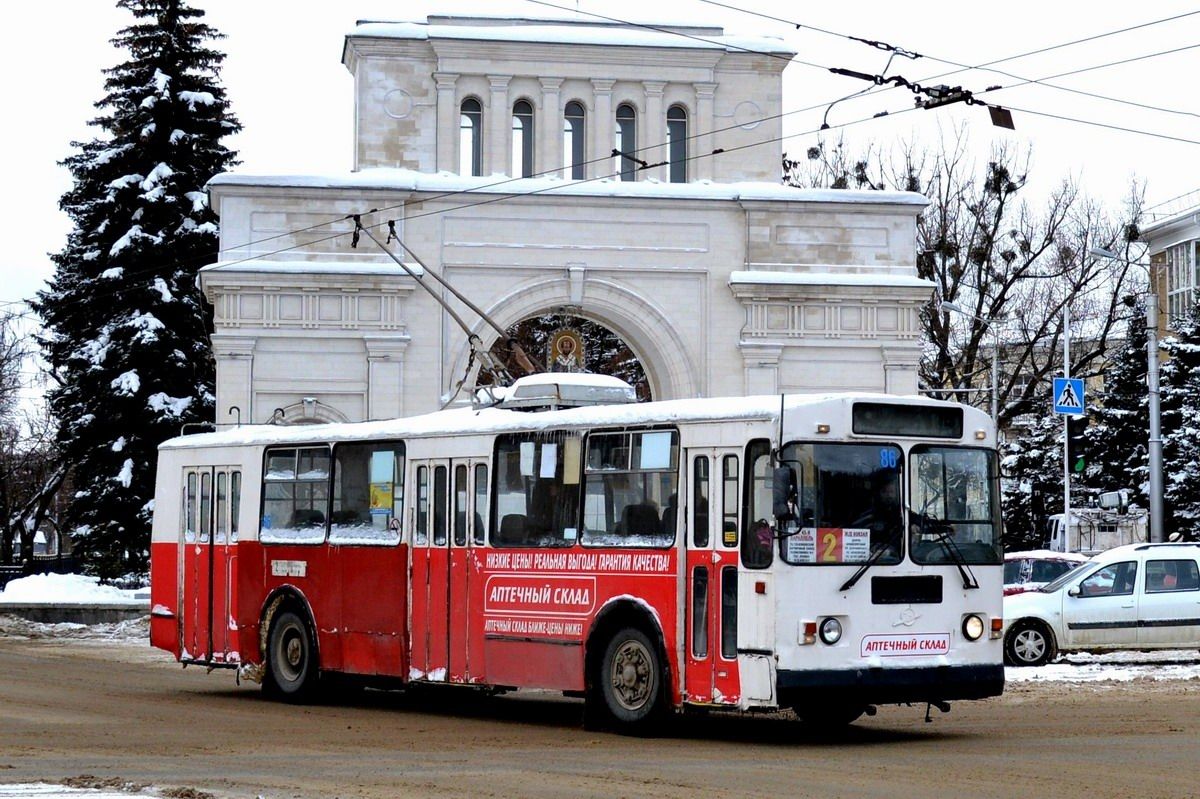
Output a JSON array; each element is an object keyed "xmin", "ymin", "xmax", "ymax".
[
  {"xmin": 448, "ymin": 459, "xmax": 488, "ymax": 682},
  {"xmin": 409, "ymin": 460, "xmax": 450, "ymax": 681},
  {"xmin": 683, "ymin": 449, "xmax": 741, "ymax": 706},
  {"xmin": 180, "ymin": 466, "xmax": 240, "ymax": 664}
]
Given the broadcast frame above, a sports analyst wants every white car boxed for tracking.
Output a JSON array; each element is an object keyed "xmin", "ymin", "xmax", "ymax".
[{"xmin": 1003, "ymin": 542, "xmax": 1200, "ymax": 666}]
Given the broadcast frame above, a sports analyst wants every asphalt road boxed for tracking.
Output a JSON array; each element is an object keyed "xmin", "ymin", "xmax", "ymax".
[{"xmin": 1, "ymin": 635, "xmax": 1198, "ymax": 799}]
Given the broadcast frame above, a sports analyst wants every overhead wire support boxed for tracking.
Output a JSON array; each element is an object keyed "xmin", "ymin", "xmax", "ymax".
[{"xmin": 827, "ymin": 67, "xmax": 1015, "ymax": 129}]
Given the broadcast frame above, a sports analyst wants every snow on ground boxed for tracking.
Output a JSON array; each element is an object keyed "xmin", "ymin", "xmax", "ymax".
[
  {"xmin": 0, "ymin": 573, "xmax": 147, "ymax": 605},
  {"xmin": 1006, "ymin": 649, "xmax": 1200, "ymax": 683},
  {"xmin": 0, "ymin": 614, "xmax": 148, "ymax": 643}
]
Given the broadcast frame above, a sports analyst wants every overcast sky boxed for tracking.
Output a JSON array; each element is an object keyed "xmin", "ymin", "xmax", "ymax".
[{"xmin": 2, "ymin": 0, "xmax": 1198, "ymax": 320}]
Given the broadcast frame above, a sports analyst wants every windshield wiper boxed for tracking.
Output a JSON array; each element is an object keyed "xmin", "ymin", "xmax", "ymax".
[
  {"xmin": 839, "ymin": 530, "xmax": 901, "ymax": 592},
  {"xmin": 933, "ymin": 529, "xmax": 980, "ymax": 590}
]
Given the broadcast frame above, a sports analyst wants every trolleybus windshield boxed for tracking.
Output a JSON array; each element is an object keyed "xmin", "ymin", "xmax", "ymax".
[
  {"xmin": 909, "ymin": 446, "xmax": 1002, "ymax": 565},
  {"xmin": 774, "ymin": 442, "xmax": 904, "ymax": 566}
]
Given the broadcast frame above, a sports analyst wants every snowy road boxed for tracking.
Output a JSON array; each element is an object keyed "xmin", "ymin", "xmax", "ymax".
[{"xmin": 2, "ymin": 618, "xmax": 1200, "ymax": 799}]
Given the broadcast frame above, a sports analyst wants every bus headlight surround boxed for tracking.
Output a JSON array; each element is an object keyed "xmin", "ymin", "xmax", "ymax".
[
  {"xmin": 962, "ymin": 614, "xmax": 985, "ymax": 641},
  {"xmin": 819, "ymin": 617, "xmax": 842, "ymax": 645}
]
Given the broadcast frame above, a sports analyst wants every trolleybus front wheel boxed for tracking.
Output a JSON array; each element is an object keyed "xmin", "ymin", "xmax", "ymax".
[
  {"xmin": 265, "ymin": 609, "xmax": 319, "ymax": 702},
  {"xmin": 597, "ymin": 627, "xmax": 665, "ymax": 732}
]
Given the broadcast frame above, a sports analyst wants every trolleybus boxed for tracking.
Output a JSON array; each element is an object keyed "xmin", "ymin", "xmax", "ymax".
[{"xmin": 150, "ymin": 374, "xmax": 1004, "ymax": 731}]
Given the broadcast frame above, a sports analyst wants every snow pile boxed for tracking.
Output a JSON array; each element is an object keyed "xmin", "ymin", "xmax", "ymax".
[
  {"xmin": 0, "ymin": 614, "xmax": 148, "ymax": 643},
  {"xmin": 0, "ymin": 573, "xmax": 145, "ymax": 605},
  {"xmin": 1007, "ymin": 650, "xmax": 1200, "ymax": 683}
]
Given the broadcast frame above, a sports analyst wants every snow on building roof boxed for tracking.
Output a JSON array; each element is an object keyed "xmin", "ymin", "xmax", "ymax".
[
  {"xmin": 199, "ymin": 260, "xmax": 424, "ymax": 277},
  {"xmin": 730, "ymin": 270, "xmax": 935, "ymax": 289},
  {"xmin": 347, "ymin": 17, "xmax": 796, "ymax": 55},
  {"xmin": 207, "ymin": 168, "xmax": 928, "ymax": 209}
]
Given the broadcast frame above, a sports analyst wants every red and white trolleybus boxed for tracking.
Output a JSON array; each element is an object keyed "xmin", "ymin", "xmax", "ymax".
[{"xmin": 149, "ymin": 374, "xmax": 1005, "ymax": 730}]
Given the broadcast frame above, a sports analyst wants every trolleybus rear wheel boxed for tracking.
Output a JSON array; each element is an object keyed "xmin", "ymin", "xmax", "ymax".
[
  {"xmin": 598, "ymin": 627, "xmax": 665, "ymax": 731},
  {"xmin": 266, "ymin": 609, "xmax": 319, "ymax": 702}
]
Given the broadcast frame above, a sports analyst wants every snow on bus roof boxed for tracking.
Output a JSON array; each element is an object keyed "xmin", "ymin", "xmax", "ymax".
[{"xmin": 160, "ymin": 392, "xmax": 988, "ymax": 451}]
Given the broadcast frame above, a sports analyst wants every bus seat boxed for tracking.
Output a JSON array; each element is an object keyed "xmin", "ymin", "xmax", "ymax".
[
  {"xmin": 622, "ymin": 503, "xmax": 660, "ymax": 536},
  {"xmin": 289, "ymin": 508, "xmax": 325, "ymax": 528},
  {"xmin": 498, "ymin": 514, "xmax": 527, "ymax": 545}
]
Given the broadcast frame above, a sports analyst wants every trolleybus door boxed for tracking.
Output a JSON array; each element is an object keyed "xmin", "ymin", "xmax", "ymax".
[
  {"xmin": 683, "ymin": 449, "xmax": 741, "ymax": 705},
  {"xmin": 448, "ymin": 459, "xmax": 487, "ymax": 682},
  {"xmin": 180, "ymin": 466, "xmax": 240, "ymax": 664},
  {"xmin": 410, "ymin": 460, "xmax": 451, "ymax": 681}
]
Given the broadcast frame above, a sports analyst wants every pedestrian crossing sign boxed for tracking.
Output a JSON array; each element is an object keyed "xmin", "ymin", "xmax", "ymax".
[{"xmin": 1052, "ymin": 377, "xmax": 1085, "ymax": 415}]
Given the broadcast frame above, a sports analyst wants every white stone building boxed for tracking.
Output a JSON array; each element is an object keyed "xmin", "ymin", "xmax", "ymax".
[
  {"xmin": 1141, "ymin": 198, "xmax": 1200, "ymax": 333},
  {"xmin": 201, "ymin": 15, "xmax": 933, "ymax": 425}
]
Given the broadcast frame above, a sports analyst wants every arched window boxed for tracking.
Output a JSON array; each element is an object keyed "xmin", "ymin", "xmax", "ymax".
[
  {"xmin": 511, "ymin": 100, "xmax": 534, "ymax": 178},
  {"xmin": 667, "ymin": 105, "xmax": 687, "ymax": 183},
  {"xmin": 563, "ymin": 101, "xmax": 585, "ymax": 179},
  {"xmin": 459, "ymin": 98, "xmax": 482, "ymax": 177},
  {"xmin": 615, "ymin": 103, "xmax": 637, "ymax": 181}
]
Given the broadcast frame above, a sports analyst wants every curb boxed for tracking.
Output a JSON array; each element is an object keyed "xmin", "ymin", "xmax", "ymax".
[{"xmin": 0, "ymin": 603, "xmax": 151, "ymax": 624}]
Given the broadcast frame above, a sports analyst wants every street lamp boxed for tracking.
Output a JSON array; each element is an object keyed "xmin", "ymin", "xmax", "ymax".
[
  {"xmin": 940, "ymin": 300, "xmax": 1004, "ymax": 422},
  {"xmin": 1089, "ymin": 246, "xmax": 1163, "ymax": 543}
]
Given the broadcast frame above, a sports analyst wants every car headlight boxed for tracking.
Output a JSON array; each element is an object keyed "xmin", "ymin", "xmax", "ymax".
[
  {"xmin": 962, "ymin": 614, "xmax": 985, "ymax": 641},
  {"xmin": 819, "ymin": 617, "xmax": 843, "ymax": 645}
]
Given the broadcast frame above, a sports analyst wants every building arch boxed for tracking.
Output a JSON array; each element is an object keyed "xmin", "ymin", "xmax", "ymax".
[{"xmin": 445, "ymin": 275, "xmax": 700, "ymax": 401}]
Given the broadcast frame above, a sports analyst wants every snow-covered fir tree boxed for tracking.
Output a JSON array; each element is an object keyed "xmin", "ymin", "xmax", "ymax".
[
  {"xmin": 1082, "ymin": 296, "xmax": 1149, "ymax": 502},
  {"xmin": 1000, "ymin": 408, "xmax": 1065, "ymax": 550},
  {"xmin": 32, "ymin": 0, "xmax": 239, "ymax": 579},
  {"xmin": 1160, "ymin": 297, "xmax": 1200, "ymax": 541}
]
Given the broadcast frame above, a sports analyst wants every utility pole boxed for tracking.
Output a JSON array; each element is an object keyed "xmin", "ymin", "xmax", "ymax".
[
  {"xmin": 1146, "ymin": 292, "xmax": 1164, "ymax": 542},
  {"xmin": 1063, "ymin": 305, "xmax": 1071, "ymax": 551},
  {"xmin": 1090, "ymin": 247, "xmax": 1163, "ymax": 543}
]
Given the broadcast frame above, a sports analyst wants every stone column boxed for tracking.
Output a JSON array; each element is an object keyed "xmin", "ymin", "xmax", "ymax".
[
  {"xmin": 433, "ymin": 72, "xmax": 459, "ymax": 174},
  {"xmin": 539, "ymin": 77, "xmax": 563, "ymax": 178},
  {"xmin": 694, "ymin": 82, "xmax": 717, "ymax": 181},
  {"xmin": 738, "ymin": 342, "xmax": 782, "ymax": 395},
  {"xmin": 643, "ymin": 81, "xmax": 666, "ymax": 182},
  {"xmin": 590, "ymin": 79, "xmax": 615, "ymax": 179},
  {"xmin": 365, "ymin": 335, "xmax": 412, "ymax": 421},
  {"xmin": 882, "ymin": 345, "xmax": 920, "ymax": 395},
  {"xmin": 211, "ymin": 336, "xmax": 256, "ymax": 424},
  {"xmin": 486, "ymin": 75, "xmax": 511, "ymax": 176}
]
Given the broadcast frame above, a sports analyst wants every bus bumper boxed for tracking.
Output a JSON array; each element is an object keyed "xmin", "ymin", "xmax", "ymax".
[{"xmin": 777, "ymin": 663, "xmax": 1004, "ymax": 707}]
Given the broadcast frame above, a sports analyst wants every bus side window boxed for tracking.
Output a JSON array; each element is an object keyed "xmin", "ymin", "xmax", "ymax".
[
  {"xmin": 415, "ymin": 466, "xmax": 429, "ymax": 545},
  {"xmin": 692, "ymin": 456, "xmax": 710, "ymax": 548},
  {"xmin": 492, "ymin": 432, "xmax": 579, "ymax": 547},
  {"xmin": 454, "ymin": 464, "xmax": 468, "ymax": 546},
  {"xmin": 722, "ymin": 455, "xmax": 738, "ymax": 547},
  {"xmin": 230, "ymin": 471, "xmax": 241, "ymax": 541},
  {"xmin": 216, "ymin": 472, "xmax": 228, "ymax": 544},
  {"xmin": 473, "ymin": 463, "xmax": 488, "ymax": 546},
  {"xmin": 433, "ymin": 465, "xmax": 448, "ymax": 546},
  {"xmin": 184, "ymin": 471, "xmax": 197, "ymax": 543},
  {"xmin": 741, "ymin": 439, "xmax": 773, "ymax": 568}
]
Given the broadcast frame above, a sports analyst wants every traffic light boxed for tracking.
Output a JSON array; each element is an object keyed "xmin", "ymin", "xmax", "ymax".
[{"xmin": 1066, "ymin": 415, "xmax": 1088, "ymax": 473}]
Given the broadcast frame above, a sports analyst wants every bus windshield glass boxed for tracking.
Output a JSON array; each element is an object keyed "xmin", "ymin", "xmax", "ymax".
[
  {"xmin": 776, "ymin": 443, "xmax": 903, "ymax": 566},
  {"xmin": 909, "ymin": 446, "xmax": 1002, "ymax": 565}
]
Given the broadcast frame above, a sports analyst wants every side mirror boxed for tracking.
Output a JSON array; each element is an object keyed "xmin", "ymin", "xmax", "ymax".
[
  {"xmin": 772, "ymin": 466, "xmax": 797, "ymax": 520},
  {"xmin": 1067, "ymin": 586, "xmax": 1080, "ymax": 598}
]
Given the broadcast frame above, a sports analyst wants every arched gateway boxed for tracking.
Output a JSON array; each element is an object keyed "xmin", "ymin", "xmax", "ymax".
[
  {"xmin": 200, "ymin": 15, "xmax": 931, "ymax": 426},
  {"xmin": 449, "ymin": 276, "xmax": 699, "ymax": 404}
]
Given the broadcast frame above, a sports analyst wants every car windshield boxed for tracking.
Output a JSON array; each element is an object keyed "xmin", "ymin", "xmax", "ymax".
[
  {"xmin": 1040, "ymin": 561, "xmax": 1096, "ymax": 592},
  {"xmin": 909, "ymin": 446, "xmax": 1002, "ymax": 565}
]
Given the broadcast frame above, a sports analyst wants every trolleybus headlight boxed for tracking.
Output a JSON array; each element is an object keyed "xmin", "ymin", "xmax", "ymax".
[
  {"xmin": 962, "ymin": 614, "xmax": 985, "ymax": 641},
  {"xmin": 819, "ymin": 617, "xmax": 842, "ymax": 645}
]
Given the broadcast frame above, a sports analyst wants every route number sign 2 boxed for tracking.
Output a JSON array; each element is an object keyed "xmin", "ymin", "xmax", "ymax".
[{"xmin": 787, "ymin": 528, "xmax": 871, "ymax": 562}]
